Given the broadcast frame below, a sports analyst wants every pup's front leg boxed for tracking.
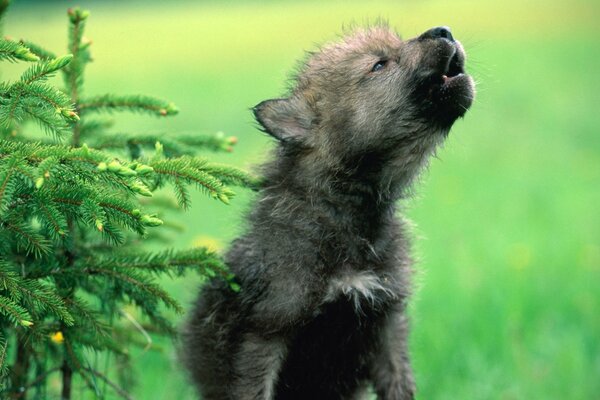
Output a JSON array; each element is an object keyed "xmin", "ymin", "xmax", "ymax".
[
  {"xmin": 370, "ymin": 309, "xmax": 415, "ymax": 400},
  {"xmin": 230, "ymin": 333, "xmax": 287, "ymax": 400}
]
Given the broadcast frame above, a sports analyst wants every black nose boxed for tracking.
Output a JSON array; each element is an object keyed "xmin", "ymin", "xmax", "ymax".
[{"xmin": 420, "ymin": 26, "xmax": 454, "ymax": 42}]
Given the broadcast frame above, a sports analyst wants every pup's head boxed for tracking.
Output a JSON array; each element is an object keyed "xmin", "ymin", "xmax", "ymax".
[{"xmin": 254, "ymin": 25, "xmax": 475, "ymax": 191}]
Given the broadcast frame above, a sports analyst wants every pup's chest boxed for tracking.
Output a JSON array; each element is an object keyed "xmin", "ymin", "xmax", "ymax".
[{"xmin": 322, "ymin": 269, "xmax": 402, "ymax": 312}]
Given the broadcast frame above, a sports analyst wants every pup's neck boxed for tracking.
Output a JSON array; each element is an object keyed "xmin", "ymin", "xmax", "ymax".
[{"xmin": 257, "ymin": 151, "xmax": 411, "ymax": 240}]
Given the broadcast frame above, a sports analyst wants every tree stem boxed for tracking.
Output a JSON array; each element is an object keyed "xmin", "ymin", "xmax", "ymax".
[
  {"xmin": 60, "ymin": 358, "xmax": 72, "ymax": 400},
  {"xmin": 60, "ymin": 246, "xmax": 75, "ymax": 400},
  {"xmin": 10, "ymin": 334, "xmax": 30, "ymax": 400},
  {"xmin": 62, "ymin": 12, "xmax": 81, "ymax": 392}
]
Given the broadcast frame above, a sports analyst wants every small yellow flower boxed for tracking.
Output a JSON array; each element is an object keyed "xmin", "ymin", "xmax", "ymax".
[
  {"xmin": 50, "ymin": 331, "xmax": 64, "ymax": 344},
  {"xmin": 192, "ymin": 236, "xmax": 222, "ymax": 252}
]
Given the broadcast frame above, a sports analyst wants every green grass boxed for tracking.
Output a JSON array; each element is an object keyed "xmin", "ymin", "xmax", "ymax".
[{"xmin": 5, "ymin": 0, "xmax": 600, "ymax": 398}]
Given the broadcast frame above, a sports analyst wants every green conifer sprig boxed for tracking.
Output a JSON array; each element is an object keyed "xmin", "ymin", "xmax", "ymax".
[
  {"xmin": 149, "ymin": 156, "xmax": 241, "ymax": 205},
  {"xmin": 0, "ymin": 334, "xmax": 7, "ymax": 379},
  {"xmin": 0, "ymin": 54, "xmax": 77, "ymax": 137},
  {"xmin": 89, "ymin": 131, "xmax": 241, "ymax": 156},
  {"xmin": 0, "ymin": 264, "xmax": 74, "ymax": 326},
  {"xmin": 78, "ymin": 247, "xmax": 234, "ymax": 284},
  {"xmin": 0, "ymin": 39, "xmax": 39, "ymax": 62},
  {"xmin": 62, "ymin": 297, "xmax": 110, "ymax": 341},
  {"xmin": 79, "ymin": 94, "xmax": 179, "ymax": 117},
  {"xmin": 20, "ymin": 55, "xmax": 73, "ymax": 84},
  {"xmin": 64, "ymin": 7, "xmax": 90, "ymax": 98},
  {"xmin": 0, "ymin": 294, "xmax": 31, "ymax": 327},
  {"xmin": 17, "ymin": 40, "xmax": 56, "ymax": 61}
]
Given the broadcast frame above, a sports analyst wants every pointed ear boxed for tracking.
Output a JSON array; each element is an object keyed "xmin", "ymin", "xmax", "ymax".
[{"xmin": 253, "ymin": 97, "xmax": 314, "ymax": 142}]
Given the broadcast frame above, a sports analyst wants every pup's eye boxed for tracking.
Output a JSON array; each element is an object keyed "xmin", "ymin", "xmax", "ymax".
[{"xmin": 371, "ymin": 60, "xmax": 388, "ymax": 72}]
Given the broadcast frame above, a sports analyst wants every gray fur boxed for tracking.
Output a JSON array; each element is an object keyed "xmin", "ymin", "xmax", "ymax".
[{"xmin": 182, "ymin": 25, "xmax": 474, "ymax": 399}]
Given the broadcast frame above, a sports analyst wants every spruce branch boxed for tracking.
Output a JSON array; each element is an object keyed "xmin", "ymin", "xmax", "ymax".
[
  {"xmin": 0, "ymin": 294, "xmax": 32, "ymax": 327},
  {"xmin": 150, "ymin": 156, "xmax": 237, "ymax": 205},
  {"xmin": 0, "ymin": 261, "xmax": 22, "ymax": 300},
  {"xmin": 0, "ymin": 155, "xmax": 17, "ymax": 215},
  {"xmin": 31, "ymin": 191, "xmax": 68, "ymax": 238},
  {"xmin": 0, "ymin": 82, "xmax": 24, "ymax": 129},
  {"xmin": 64, "ymin": 7, "xmax": 90, "ymax": 148},
  {"xmin": 62, "ymin": 297, "xmax": 110, "ymax": 341},
  {"xmin": 20, "ymin": 55, "xmax": 73, "ymax": 84},
  {"xmin": 0, "ymin": 54, "xmax": 77, "ymax": 137},
  {"xmin": 22, "ymin": 82, "xmax": 75, "ymax": 116},
  {"xmin": 63, "ymin": 7, "xmax": 89, "ymax": 99},
  {"xmin": 19, "ymin": 98, "xmax": 71, "ymax": 138},
  {"xmin": 21, "ymin": 285, "xmax": 74, "ymax": 325},
  {"xmin": 3, "ymin": 221, "xmax": 52, "ymax": 258},
  {"xmin": 83, "ymin": 266, "xmax": 181, "ymax": 312},
  {"xmin": 173, "ymin": 178, "xmax": 190, "ymax": 209},
  {"xmin": 17, "ymin": 40, "xmax": 56, "ymax": 61},
  {"xmin": 81, "ymin": 248, "xmax": 230, "ymax": 279},
  {"xmin": 177, "ymin": 131, "xmax": 239, "ymax": 153},
  {"xmin": 88, "ymin": 131, "xmax": 240, "ymax": 156},
  {"xmin": 81, "ymin": 367, "xmax": 133, "ymax": 400},
  {"xmin": 79, "ymin": 94, "xmax": 178, "ymax": 117},
  {"xmin": 203, "ymin": 161, "xmax": 262, "ymax": 189},
  {"xmin": 0, "ymin": 332, "xmax": 7, "ymax": 379},
  {"xmin": 0, "ymin": 39, "xmax": 39, "ymax": 62}
]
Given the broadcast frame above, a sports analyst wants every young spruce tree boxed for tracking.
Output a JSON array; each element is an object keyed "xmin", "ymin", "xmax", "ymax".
[{"xmin": 0, "ymin": 2, "xmax": 256, "ymax": 398}]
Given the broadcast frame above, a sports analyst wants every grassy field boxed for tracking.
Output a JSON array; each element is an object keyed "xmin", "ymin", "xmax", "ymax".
[{"xmin": 6, "ymin": 0, "xmax": 600, "ymax": 398}]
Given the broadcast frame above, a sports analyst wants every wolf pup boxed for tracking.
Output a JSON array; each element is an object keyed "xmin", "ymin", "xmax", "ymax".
[{"xmin": 183, "ymin": 25, "xmax": 474, "ymax": 400}]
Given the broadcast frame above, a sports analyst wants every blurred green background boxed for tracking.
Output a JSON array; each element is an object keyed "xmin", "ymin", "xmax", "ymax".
[{"xmin": 5, "ymin": 0, "xmax": 600, "ymax": 398}]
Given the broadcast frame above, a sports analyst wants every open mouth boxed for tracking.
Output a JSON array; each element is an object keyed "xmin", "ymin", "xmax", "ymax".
[
  {"xmin": 419, "ymin": 41, "xmax": 475, "ymax": 125},
  {"xmin": 440, "ymin": 50, "xmax": 464, "ymax": 86},
  {"xmin": 429, "ymin": 48, "xmax": 465, "ymax": 91}
]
